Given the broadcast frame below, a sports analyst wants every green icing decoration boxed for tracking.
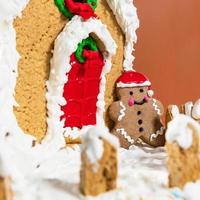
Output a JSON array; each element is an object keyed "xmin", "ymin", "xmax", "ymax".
[
  {"xmin": 87, "ymin": 0, "xmax": 98, "ymax": 10},
  {"xmin": 75, "ymin": 37, "xmax": 98, "ymax": 63},
  {"xmin": 54, "ymin": 0, "xmax": 98, "ymax": 19},
  {"xmin": 54, "ymin": 0, "xmax": 73, "ymax": 19}
]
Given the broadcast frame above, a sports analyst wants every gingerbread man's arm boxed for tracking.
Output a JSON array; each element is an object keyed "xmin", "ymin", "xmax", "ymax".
[
  {"xmin": 109, "ymin": 101, "xmax": 121, "ymax": 122},
  {"xmin": 152, "ymin": 99, "xmax": 164, "ymax": 116}
]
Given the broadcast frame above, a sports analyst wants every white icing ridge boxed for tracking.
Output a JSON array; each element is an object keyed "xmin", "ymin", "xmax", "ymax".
[
  {"xmin": 166, "ymin": 114, "xmax": 200, "ymax": 149},
  {"xmin": 117, "ymin": 80, "xmax": 151, "ymax": 88},
  {"xmin": 171, "ymin": 105, "xmax": 180, "ymax": 118},
  {"xmin": 192, "ymin": 99, "xmax": 200, "ymax": 120},
  {"xmin": 185, "ymin": 101, "xmax": 193, "ymax": 116},
  {"xmin": 152, "ymin": 98, "xmax": 161, "ymax": 115},
  {"xmin": 46, "ymin": 16, "xmax": 117, "ymax": 145},
  {"xmin": 150, "ymin": 127, "xmax": 165, "ymax": 141},
  {"xmin": 116, "ymin": 128, "xmax": 135, "ymax": 144},
  {"xmin": 106, "ymin": 0, "xmax": 140, "ymax": 71},
  {"xmin": 81, "ymin": 126, "xmax": 119, "ymax": 166},
  {"xmin": 118, "ymin": 101, "xmax": 126, "ymax": 121}
]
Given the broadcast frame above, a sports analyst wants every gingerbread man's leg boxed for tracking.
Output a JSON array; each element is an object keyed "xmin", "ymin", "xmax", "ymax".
[{"xmin": 111, "ymin": 128, "xmax": 131, "ymax": 149}]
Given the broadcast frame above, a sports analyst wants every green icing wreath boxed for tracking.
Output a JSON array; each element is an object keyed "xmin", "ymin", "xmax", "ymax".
[
  {"xmin": 54, "ymin": 0, "xmax": 73, "ymax": 19},
  {"xmin": 75, "ymin": 37, "xmax": 98, "ymax": 63}
]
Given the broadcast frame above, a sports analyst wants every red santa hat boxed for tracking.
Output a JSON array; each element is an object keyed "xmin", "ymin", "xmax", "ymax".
[
  {"xmin": 116, "ymin": 71, "xmax": 151, "ymax": 88},
  {"xmin": 116, "ymin": 71, "xmax": 154, "ymax": 97}
]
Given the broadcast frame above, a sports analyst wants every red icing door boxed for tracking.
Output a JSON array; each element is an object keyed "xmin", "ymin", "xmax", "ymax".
[{"xmin": 61, "ymin": 49, "xmax": 105, "ymax": 128}]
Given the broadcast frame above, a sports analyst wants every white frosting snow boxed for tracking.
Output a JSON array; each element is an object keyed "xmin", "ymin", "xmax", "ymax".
[
  {"xmin": 106, "ymin": 0, "xmax": 139, "ymax": 71},
  {"xmin": 166, "ymin": 114, "xmax": 200, "ymax": 149},
  {"xmin": 192, "ymin": 99, "xmax": 200, "ymax": 120},
  {"xmin": 0, "ymin": 134, "xmax": 174, "ymax": 200},
  {"xmin": 46, "ymin": 16, "xmax": 117, "ymax": 144}
]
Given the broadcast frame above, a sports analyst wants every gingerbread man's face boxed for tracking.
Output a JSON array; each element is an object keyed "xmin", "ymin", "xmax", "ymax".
[{"xmin": 116, "ymin": 86, "xmax": 149, "ymax": 106}]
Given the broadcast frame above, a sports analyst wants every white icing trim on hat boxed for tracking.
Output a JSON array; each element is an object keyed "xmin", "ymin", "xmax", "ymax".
[
  {"xmin": 106, "ymin": 0, "xmax": 139, "ymax": 71},
  {"xmin": 117, "ymin": 80, "xmax": 151, "ymax": 88},
  {"xmin": 46, "ymin": 16, "xmax": 117, "ymax": 144}
]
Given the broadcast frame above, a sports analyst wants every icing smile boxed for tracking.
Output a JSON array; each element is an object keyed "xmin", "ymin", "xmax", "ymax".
[
  {"xmin": 134, "ymin": 98, "xmax": 147, "ymax": 105},
  {"xmin": 128, "ymin": 96, "xmax": 148, "ymax": 106}
]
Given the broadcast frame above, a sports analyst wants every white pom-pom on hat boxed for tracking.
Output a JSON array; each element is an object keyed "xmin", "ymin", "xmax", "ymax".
[{"xmin": 147, "ymin": 90, "xmax": 154, "ymax": 98}]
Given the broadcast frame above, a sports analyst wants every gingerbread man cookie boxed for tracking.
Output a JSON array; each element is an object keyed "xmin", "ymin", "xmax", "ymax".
[{"xmin": 109, "ymin": 71, "xmax": 165, "ymax": 149}]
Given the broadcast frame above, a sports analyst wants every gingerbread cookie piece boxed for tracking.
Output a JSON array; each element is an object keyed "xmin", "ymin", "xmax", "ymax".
[
  {"xmin": 166, "ymin": 114, "xmax": 200, "ymax": 189},
  {"xmin": 80, "ymin": 127, "xmax": 119, "ymax": 196},
  {"xmin": 166, "ymin": 99, "xmax": 200, "ymax": 125},
  {"xmin": 109, "ymin": 71, "xmax": 165, "ymax": 149},
  {"xmin": 0, "ymin": 177, "xmax": 5, "ymax": 200},
  {"xmin": 0, "ymin": 177, "xmax": 12, "ymax": 200}
]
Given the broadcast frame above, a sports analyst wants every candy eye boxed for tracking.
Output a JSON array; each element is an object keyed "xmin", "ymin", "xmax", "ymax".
[
  {"xmin": 129, "ymin": 91, "xmax": 133, "ymax": 95},
  {"xmin": 140, "ymin": 89, "xmax": 144, "ymax": 93}
]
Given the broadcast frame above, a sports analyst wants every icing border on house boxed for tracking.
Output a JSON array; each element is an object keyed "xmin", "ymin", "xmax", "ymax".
[
  {"xmin": 106, "ymin": 0, "xmax": 139, "ymax": 71},
  {"xmin": 46, "ymin": 16, "xmax": 117, "ymax": 145}
]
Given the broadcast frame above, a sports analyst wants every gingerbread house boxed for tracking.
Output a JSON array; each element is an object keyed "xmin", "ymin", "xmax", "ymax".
[{"xmin": 3, "ymin": 0, "xmax": 139, "ymax": 145}]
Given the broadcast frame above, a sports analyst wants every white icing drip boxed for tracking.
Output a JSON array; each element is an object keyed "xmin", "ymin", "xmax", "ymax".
[
  {"xmin": 185, "ymin": 101, "xmax": 193, "ymax": 116},
  {"xmin": 106, "ymin": 0, "xmax": 139, "ymax": 71},
  {"xmin": 192, "ymin": 99, "xmax": 200, "ymax": 120},
  {"xmin": 118, "ymin": 101, "xmax": 126, "ymax": 121},
  {"xmin": 46, "ymin": 16, "xmax": 117, "ymax": 144},
  {"xmin": 170, "ymin": 105, "xmax": 180, "ymax": 118},
  {"xmin": 166, "ymin": 114, "xmax": 200, "ymax": 149},
  {"xmin": 152, "ymin": 99, "xmax": 161, "ymax": 115},
  {"xmin": 150, "ymin": 127, "xmax": 165, "ymax": 141},
  {"xmin": 117, "ymin": 80, "xmax": 151, "ymax": 88},
  {"xmin": 81, "ymin": 127, "xmax": 119, "ymax": 165},
  {"xmin": 116, "ymin": 128, "xmax": 135, "ymax": 144}
]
